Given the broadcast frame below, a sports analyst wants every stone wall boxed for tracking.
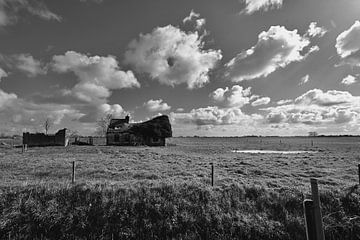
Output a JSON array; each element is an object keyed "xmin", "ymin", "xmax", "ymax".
[{"xmin": 23, "ymin": 128, "xmax": 68, "ymax": 147}]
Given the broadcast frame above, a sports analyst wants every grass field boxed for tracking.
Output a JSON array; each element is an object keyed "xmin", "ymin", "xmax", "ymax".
[
  {"xmin": 0, "ymin": 136, "xmax": 359, "ymax": 190},
  {"xmin": 1, "ymin": 137, "xmax": 360, "ymax": 239}
]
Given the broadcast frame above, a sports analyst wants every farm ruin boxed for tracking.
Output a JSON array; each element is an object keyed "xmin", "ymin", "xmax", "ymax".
[
  {"xmin": 23, "ymin": 128, "xmax": 69, "ymax": 147},
  {"xmin": 106, "ymin": 115, "xmax": 172, "ymax": 146}
]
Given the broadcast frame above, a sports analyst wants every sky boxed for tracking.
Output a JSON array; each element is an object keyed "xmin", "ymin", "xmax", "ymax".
[{"xmin": 1, "ymin": 0, "xmax": 360, "ymax": 136}]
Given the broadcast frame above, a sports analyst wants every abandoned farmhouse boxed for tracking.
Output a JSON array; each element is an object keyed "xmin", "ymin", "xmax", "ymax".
[
  {"xmin": 106, "ymin": 115, "xmax": 172, "ymax": 146},
  {"xmin": 21, "ymin": 115, "xmax": 172, "ymax": 147}
]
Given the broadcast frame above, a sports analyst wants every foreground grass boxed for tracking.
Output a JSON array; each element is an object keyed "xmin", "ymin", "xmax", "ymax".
[{"xmin": 1, "ymin": 182, "xmax": 359, "ymax": 240}]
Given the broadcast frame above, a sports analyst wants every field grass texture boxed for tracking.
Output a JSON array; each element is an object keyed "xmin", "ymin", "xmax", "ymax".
[
  {"xmin": 0, "ymin": 182, "xmax": 359, "ymax": 239},
  {"xmin": 1, "ymin": 137, "xmax": 360, "ymax": 239}
]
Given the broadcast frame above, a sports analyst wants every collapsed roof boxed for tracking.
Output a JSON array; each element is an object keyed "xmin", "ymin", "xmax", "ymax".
[{"xmin": 108, "ymin": 115, "xmax": 172, "ymax": 138}]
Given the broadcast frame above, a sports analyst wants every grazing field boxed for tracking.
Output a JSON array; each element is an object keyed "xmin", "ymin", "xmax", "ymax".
[
  {"xmin": 1, "ymin": 137, "xmax": 360, "ymax": 239},
  {"xmin": 0, "ymin": 136, "xmax": 359, "ymax": 190}
]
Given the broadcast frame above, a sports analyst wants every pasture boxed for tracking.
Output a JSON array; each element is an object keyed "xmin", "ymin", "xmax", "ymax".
[
  {"xmin": 0, "ymin": 137, "xmax": 360, "ymax": 239},
  {"xmin": 0, "ymin": 136, "xmax": 359, "ymax": 190}
]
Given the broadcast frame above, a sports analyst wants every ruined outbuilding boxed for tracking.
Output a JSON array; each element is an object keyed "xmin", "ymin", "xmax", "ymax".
[
  {"xmin": 23, "ymin": 128, "xmax": 69, "ymax": 147},
  {"xmin": 106, "ymin": 115, "xmax": 172, "ymax": 146}
]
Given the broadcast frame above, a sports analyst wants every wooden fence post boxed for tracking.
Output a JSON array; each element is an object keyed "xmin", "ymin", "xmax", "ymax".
[
  {"xmin": 310, "ymin": 178, "xmax": 325, "ymax": 240},
  {"xmin": 211, "ymin": 163, "xmax": 214, "ymax": 187},
  {"xmin": 311, "ymin": 140, "xmax": 314, "ymax": 147},
  {"xmin": 358, "ymin": 163, "xmax": 360, "ymax": 185},
  {"xmin": 72, "ymin": 161, "xmax": 76, "ymax": 184},
  {"xmin": 303, "ymin": 199, "xmax": 316, "ymax": 240}
]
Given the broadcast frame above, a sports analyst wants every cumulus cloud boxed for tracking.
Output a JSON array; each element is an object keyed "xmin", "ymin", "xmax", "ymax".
[
  {"xmin": 144, "ymin": 99, "xmax": 171, "ymax": 112},
  {"xmin": 0, "ymin": 89, "xmax": 17, "ymax": 109},
  {"xmin": 52, "ymin": 51, "xmax": 138, "ymax": 122},
  {"xmin": 183, "ymin": 10, "xmax": 200, "ymax": 23},
  {"xmin": 171, "ymin": 106, "xmax": 259, "ymax": 126},
  {"xmin": 336, "ymin": 21, "xmax": 360, "ymax": 58},
  {"xmin": 251, "ymin": 97, "xmax": 270, "ymax": 106},
  {"xmin": 225, "ymin": 25, "xmax": 312, "ymax": 82},
  {"xmin": 277, "ymin": 99, "xmax": 293, "ymax": 105},
  {"xmin": 299, "ymin": 74, "xmax": 310, "ymax": 85},
  {"xmin": 294, "ymin": 89, "xmax": 353, "ymax": 106},
  {"xmin": 263, "ymin": 89, "xmax": 360, "ymax": 126},
  {"xmin": 0, "ymin": 81, "xmax": 83, "ymax": 134},
  {"xmin": 11, "ymin": 54, "xmax": 46, "ymax": 77},
  {"xmin": 53, "ymin": 51, "xmax": 139, "ymax": 91},
  {"xmin": 124, "ymin": 25, "xmax": 222, "ymax": 89},
  {"xmin": 0, "ymin": 68, "xmax": 7, "ymax": 81},
  {"xmin": 210, "ymin": 85, "xmax": 252, "ymax": 108},
  {"xmin": 240, "ymin": 0, "xmax": 283, "ymax": 15},
  {"xmin": 0, "ymin": 0, "xmax": 61, "ymax": 27},
  {"xmin": 306, "ymin": 22, "xmax": 327, "ymax": 38},
  {"xmin": 183, "ymin": 10, "xmax": 206, "ymax": 29},
  {"xmin": 341, "ymin": 75, "xmax": 357, "ymax": 85}
]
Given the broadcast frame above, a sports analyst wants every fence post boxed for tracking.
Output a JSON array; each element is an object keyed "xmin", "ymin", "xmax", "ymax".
[
  {"xmin": 310, "ymin": 178, "xmax": 325, "ymax": 240},
  {"xmin": 303, "ymin": 199, "xmax": 316, "ymax": 240},
  {"xmin": 311, "ymin": 140, "xmax": 314, "ymax": 147},
  {"xmin": 358, "ymin": 163, "xmax": 360, "ymax": 185},
  {"xmin": 72, "ymin": 161, "xmax": 76, "ymax": 184},
  {"xmin": 211, "ymin": 163, "xmax": 214, "ymax": 186}
]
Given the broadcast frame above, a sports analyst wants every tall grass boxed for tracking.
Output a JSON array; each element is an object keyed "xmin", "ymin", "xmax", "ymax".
[{"xmin": 1, "ymin": 182, "xmax": 359, "ymax": 240}]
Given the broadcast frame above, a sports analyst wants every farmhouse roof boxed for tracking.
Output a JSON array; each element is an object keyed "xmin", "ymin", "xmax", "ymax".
[
  {"xmin": 108, "ymin": 116, "xmax": 129, "ymax": 129},
  {"xmin": 108, "ymin": 115, "xmax": 172, "ymax": 138}
]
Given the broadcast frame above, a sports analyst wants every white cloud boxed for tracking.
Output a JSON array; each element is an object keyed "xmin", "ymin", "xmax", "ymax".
[
  {"xmin": 240, "ymin": 0, "xmax": 283, "ymax": 15},
  {"xmin": 263, "ymin": 89, "xmax": 360, "ymax": 126},
  {"xmin": 183, "ymin": 10, "xmax": 200, "ymax": 24},
  {"xmin": 341, "ymin": 75, "xmax": 357, "ymax": 85},
  {"xmin": 0, "ymin": 0, "xmax": 61, "ymax": 27},
  {"xmin": 299, "ymin": 74, "xmax": 310, "ymax": 85},
  {"xmin": 144, "ymin": 99, "xmax": 171, "ymax": 112},
  {"xmin": 225, "ymin": 25, "xmax": 311, "ymax": 81},
  {"xmin": 277, "ymin": 99, "xmax": 293, "ymax": 105},
  {"xmin": 53, "ymin": 51, "xmax": 139, "ymax": 90},
  {"xmin": 171, "ymin": 106, "xmax": 259, "ymax": 126},
  {"xmin": 0, "ymin": 68, "xmax": 7, "ymax": 81},
  {"xmin": 195, "ymin": 18, "xmax": 206, "ymax": 29},
  {"xmin": 294, "ymin": 89, "xmax": 354, "ymax": 106},
  {"xmin": 251, "ymin": 97, "xmax": 271, "ymax": 106},
  {"xmin": 98, "ymin": 103, "xmax": 124, "ymax": 118},
  {"xmin": 124, "ymin": 25, "xmax": 222, "ymax": 89},
  {"xmin": 52, "ymin": 51, "xmax": 138, "ymax": 122},
  {"xmin": 210, "ymin": 85, "xmax": 252, "ymax": 108},
  {"xmin": 183, "ymin": 10, "xmax": 206, "ymax": 29},
  {"xmin": 0, "ymin": 89, "xmax": 17, "ymax": 109},
  {"xmin": 0, "ymin": 84, "xmax": 84, "ymax": 134},
  {"xmin": 336, "ymin": 21, "xmax": 360, "ymax": 58},
  {"xmin": 306, "ymin": 22, "xmax": 327, "ymax": 38},
  {"xmin": 12, "ymin": 54, "xmax": 46, "ymax": 77},
  {"xmin": 71, "ymin": 82, "xmax": 110, "ymax": 103}
]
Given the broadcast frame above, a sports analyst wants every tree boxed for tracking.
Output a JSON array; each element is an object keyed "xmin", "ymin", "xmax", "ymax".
[
  {"xmin": 95, "ymin": 113, "xmax": 113, "ymax": 136},
  {"xmin": 44, "ymin": 118, "xmax": 52, "ymax": 135}
]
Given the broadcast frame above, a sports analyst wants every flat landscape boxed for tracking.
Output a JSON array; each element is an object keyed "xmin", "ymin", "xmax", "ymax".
[
  {"xmin": 1, "ymin": 137, "xmax": 360, "ymax": 239},
  {"xmin": 0, "ymin": 136, "xmax": 359, "ymax": 191}
]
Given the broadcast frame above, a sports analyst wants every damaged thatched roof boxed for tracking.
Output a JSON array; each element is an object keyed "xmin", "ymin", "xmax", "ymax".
[{"xmin": 127, "ymin": 115, "xmax": 172, "ymax": 138}]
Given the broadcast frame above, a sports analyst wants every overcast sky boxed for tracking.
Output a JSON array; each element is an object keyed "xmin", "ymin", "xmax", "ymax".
[{"xmin": 1, "ymin": 0, "xmax": 360, "ymax": 136}]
